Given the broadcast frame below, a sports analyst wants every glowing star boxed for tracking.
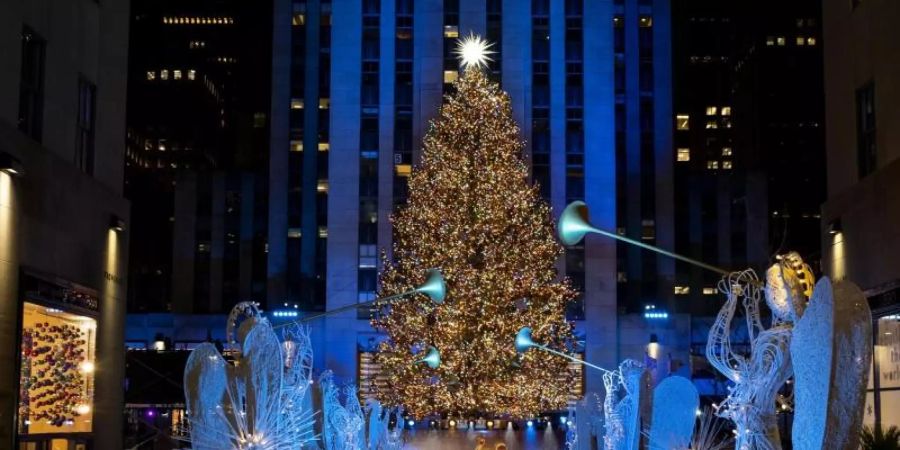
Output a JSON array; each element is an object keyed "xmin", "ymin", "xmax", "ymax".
[{"xmin": 454, "ymin": 33, "xmax": 495, "ymax": 70}]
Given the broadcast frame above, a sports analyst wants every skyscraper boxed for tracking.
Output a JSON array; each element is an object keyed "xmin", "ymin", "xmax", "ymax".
[
  {"xmin": 126, "ymin": 0, "xmax": 272, "ymax": 314},
  {"xmin": 268, "ymin": 0, "xmax": 673, "ymax": 392}
]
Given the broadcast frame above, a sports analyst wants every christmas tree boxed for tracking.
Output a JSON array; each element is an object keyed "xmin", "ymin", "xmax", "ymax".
[{"xmin": 372, "ymin": 36, "xmax": 577, "ymax": 418}]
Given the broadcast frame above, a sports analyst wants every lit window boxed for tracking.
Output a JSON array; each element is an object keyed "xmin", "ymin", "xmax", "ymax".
[
  {"xmin": 291, "ymin": 98, "xmax": 304, "ymax": 109},
  {"xmin": 317, "ymin": 180, "xmax": 329, "ymax": 193},
  {"xmin": 766, "ymin": 36, "xmax": 775, "ymax": 46},
  {"xmin": 444, "ymin": 25, "xmax": 459, "ymax": 38},
  {"xmin": 706, "ymin": 106, "xmax": 717, "ymax": 116},
  {"xmin": 639, "ymin": 16, "xmax": 653, "ymax": 27},
  {"xmin": 676, "ymin": 114, "xmax": 690, "ymax": 130},
  {"xmin": 290, "ymin": 140, "xmax": 303, "ymax": 152},
  {"xmin": 776, "ymin": 36, "xmax": 786, "ymax": 46},
  {"xmin": 292, "ymin": 13, "xmax": 305, "ymax": 26},
  {"xmin": 806, "ymin": 37, "xmax": 816, "ymax": 46},
  {"xmin": 318, "ymin": 142, "xmax": 329, "ymax": 151},
  {"xmin": 702, "ymin": 287, "xmax": 717, "ymax": 295},
  {"xmin": 705, "ymin": 120, "xmax": 718, "ymax": 129},
  {"xmin": 722, "ymin": 147, "xmax": 732, "ymax": 156},
  {"xmin": 160, "ymin": 69, "xmax": 169, "ymax": 80},
  {"xmin": 443, "ymin": 70, "xmax": 458, "ymax": 84},
  {"xmin": 721, "ymin": 106, "xmax": 732, "ymax": 116},
  {"xmin": 318, "ymin": 226, "xmax": 328, "ymax": 238},
  {"xmin": 146, "ymin": 71, "xmax": 156, "ymax": 81},
  {"xmin": 253, "ymin": 112, "xmax": 266, "ymax": 128},
  {"xmin": 395, "ymin": 164, "xmax": 412, "ymax": 177},
  {"xmin": 173, "ymin": 70, "xmax": 182, "ymax": 80},
  {"xmin": 158, "ymin": 139, "xmax": 167, "ymax": 151},
  {"xmin": 677, "ymin": 148, "xmax": 691, "ymax": 162},
  {"xmin": 197, "ymin": 242, "xmax": 211, "ymax": 253},
  {"xmin": 796, "ymin": 36, "xmax": 805, "ymax": 46},
  {"xmin": 723, "ymin": 161, "xmax": 733, "ymax": 169},
  {"xmin": 188, "ymin": 70, "xmax": 196, "ymax": 80},
  {"xmin": 288, "ymin": 228, "xmax": 302, "ymax": 238},
  {"xmin": 674, "ymin": 286, "xmax": 690, "ymax": 295},
  {"xmin": 319, "ymin": 98, "xmax": 330, "ymax": 109},
  {"xmin": 707, "ymin": 161, "xmax": 719, "ymax": 170}
]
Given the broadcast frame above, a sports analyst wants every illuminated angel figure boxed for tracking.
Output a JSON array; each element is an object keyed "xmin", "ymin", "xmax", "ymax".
[
  {"xmin": 182, "ymin": 302, "xmax": 317, "ymax": 450},
  {"xmin": 705, "ymin": 255, "xmax": 813, "ymax": 450},
  {"xmin": 602, "ymin": 359, "xmax": 644, "ymax": 450}
]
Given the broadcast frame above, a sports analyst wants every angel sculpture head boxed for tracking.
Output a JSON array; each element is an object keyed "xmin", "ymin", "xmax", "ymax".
[
  {"xmin": 764, "ymin": 251, "xmax": 814, "ymax": 323},
  {"xmin": 183, "ymin": 302, "xmax": 317, "ymax": 450}
]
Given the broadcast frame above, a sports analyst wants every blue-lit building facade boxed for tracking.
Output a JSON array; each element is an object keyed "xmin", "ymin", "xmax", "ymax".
[{"xmin": 267, "ymin": 0, "xmax": 674, "ymax": 395}]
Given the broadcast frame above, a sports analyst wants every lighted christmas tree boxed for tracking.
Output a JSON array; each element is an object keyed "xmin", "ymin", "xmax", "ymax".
[{"xmin": 372, "ymin": 35, "xmax": 577, "ymax": 418}]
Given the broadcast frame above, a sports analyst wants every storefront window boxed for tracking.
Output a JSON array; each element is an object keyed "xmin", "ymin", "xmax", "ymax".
[
  {"xmin": 18, "ymin": 302, "xmax": 96, "ymax": 435},
  {"xmin": 872, "ymin": 314, "xmax": 900, "ymax": 427}
]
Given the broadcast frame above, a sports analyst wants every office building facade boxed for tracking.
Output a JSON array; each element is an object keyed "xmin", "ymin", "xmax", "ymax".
[
  {"xmin": 0, "ymin": 0, "xmax": 130, "ymax": 448},
  {"xmin": 821, "ymin": 0, "xmax": 900, "ymax": 429}
]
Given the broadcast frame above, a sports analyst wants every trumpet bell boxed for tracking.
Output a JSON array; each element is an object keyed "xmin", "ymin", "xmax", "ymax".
[
  {"xmin": 558, "ymin": 201, "xmax": 596, "ymax": 246},
  {"xmin": 421, "ymin": 346, "xmax": 441, "ymax": 369},
  {"xmin": 416, "ymin": 268, "xmax": 446, "ymax": 304},
  {"xmin": 515, "ymin": 327, "xmax": 536, "ymax": 353}
]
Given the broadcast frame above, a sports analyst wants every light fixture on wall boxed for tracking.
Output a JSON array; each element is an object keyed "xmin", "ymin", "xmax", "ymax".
[
  {"xmin": 827, "ymin": 218, "xmax": 842, "ymax": 235},
  {"xmin": 0, "ymin": 152, "xmax": 24, "ymax": 177},
  {"xmin": 109, "ymin": 214, "xmax": 126, "ymax": 232}
]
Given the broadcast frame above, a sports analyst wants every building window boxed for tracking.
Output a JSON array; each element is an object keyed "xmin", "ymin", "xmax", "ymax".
[
  {"xmin": 291, "ymin": 98, "xmax": 304, "ymax": 109},
  {"xmin": 18, "ymin": 302, "xmax": 97, "ymax": 435},
  {"xmin": 444, "ymin": 25, "xmax": 459, "ymax": 38},
  {"xmin": 705, "ymin": 106, "xmax": 717, "ymax": 116},
  {"xmin": 721, "ymin": 106, "xmax": 732, "ymax": 116},
  {"xmin": 319, "ymin": 98, "xmax": 330, "ymax": 109},
  {"xmin": 707, "ymin": 160, "xmax": 719, "ymax": 170},
  {"xmin": 173, "ymin": 70, "xmax": 182, "ymax": 80},
  {"xmin": 723, "ymin": 160, "xmax": 733, "ymax": 170},
  {"xmin": 677, "ymin": 148, "xmax": 691, "ymax": 162},
  {"xmin": 674, "ymin": 286, "xmax": 690, "ymax": 295},
  {"xmin": 702, "ymin": 287, "xmax": 717, "ymax": 295},
  {"xmin": 316, "ymin": 180, "xmax": 329, "ymax": 193},
  {"xmin": 443, "ymin": 70, "xmax": 458, "ymax": 84},
  {"xmin": 146, "ymin": 71, "xmax": 156, "ymax": 81},
  {"xmin": 75, "ymin": 77, "xmax": 96, "ymax": 175},
  {"xmin": 796, "ymin": 36, "xmax": 806, "ymax": 46},
  {"xmin": 676, "ymin": 114, "xmax": 690, "ymax": 130},
  {"xmin": 856, "ymin": 82, "xmax": 877, "ymax": 178},
  {"xmin": 318, "ymin": 142, "xmax": 329, "ymax": 152},
  {"xmin": 290, "ymin": 140, "xmax": 303, "ymax": 152},
  {"xmin": 766, "ymin": 36, "xmax": 775, "ymax": 46},
  {"xmin": 160, "ymin": 69, "xmax": 169, "ymax": 80},
  {"xmin": 705, "ymin": 120, "xmax": 718, "ymax": 129},
  {"xmin": 639, "ymin": 16, "xmax": 653, "ymax": 27},
  {"xmin": 18, "ymin": 27, "xmax": 46, "ymax": 141},
  {"xmin": 807, "ymin": 37, "xmax": 816, "ymax": 46},
  {"xmin": 188, "ymin": 69, "xmax": 196, "ymax": 80},
  {"xmin": 776, "ymin": 36, "xmax": 786, "ymax": 46},
  {"xmin": 722, "ymin": 147, "xmax": 732, "ymax": 156},
  {"xmin": 292, "ymin": 13, "xmax": 306, "ymax": 26}
]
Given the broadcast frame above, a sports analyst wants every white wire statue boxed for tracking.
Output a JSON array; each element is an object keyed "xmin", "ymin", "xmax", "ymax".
[
  {"xmin": 182, "ymin": 302, "xmax": 317, "ymax": 450},
  {"xmin": 602, "ymin": 359, "xmax": 645, "ymax": 450},
  {"xmin": 705, "ymin": 254, "xmax": 812, "ymax": 450}
]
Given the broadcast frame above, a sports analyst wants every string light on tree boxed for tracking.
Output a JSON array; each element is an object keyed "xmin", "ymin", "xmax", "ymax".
[{"xmin": 372, "ymin": 37, "xmax": 576, "ymax": 418}]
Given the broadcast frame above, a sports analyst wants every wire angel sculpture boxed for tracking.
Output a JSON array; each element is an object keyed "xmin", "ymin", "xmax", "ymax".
[
  {"xmin": 182, "ymin": 302, "xmax": 317, "ymax": 450},
  {"xmin": 566, "ymin": 392, "xmax": 604, "ymax": 450},
  {"xmin": 320, "ymin": 371, "xmax": 365, "ymax": 450},
  {"xmin": 705, "ymin": 256, "xmax": 812, "ymax": 450},
  {"xmin": 365, "ymin": 399, "xmax": 405, "ymax": 450},
  {"xmin": 602, "ymin": 359, "xmax": 645, "ymax": 450}
]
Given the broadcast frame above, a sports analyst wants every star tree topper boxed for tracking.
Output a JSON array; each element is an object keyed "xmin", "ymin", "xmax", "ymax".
[{"xmin": 454, "ymin": 33, "xmax": 495, "ymax": 70}]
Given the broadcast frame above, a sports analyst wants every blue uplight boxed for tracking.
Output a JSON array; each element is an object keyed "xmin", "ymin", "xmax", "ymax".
[{"xmin": 527, "ymin": 420, "xmax": 534, "ymax": 427}]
